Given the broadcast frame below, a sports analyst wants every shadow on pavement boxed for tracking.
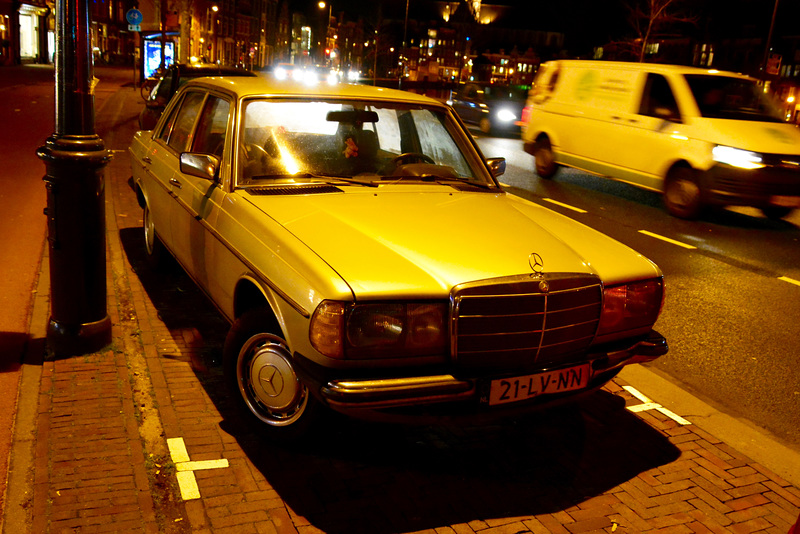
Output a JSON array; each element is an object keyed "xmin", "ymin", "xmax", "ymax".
[{"xmin": 120, "ymin": 227, "xmax": 682, "ymax": 534}]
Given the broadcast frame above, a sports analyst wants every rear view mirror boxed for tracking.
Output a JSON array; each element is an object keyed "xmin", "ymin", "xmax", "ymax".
[{"xmin": 487, "ymin": 157, "xmax": 506, "ymax": 177}]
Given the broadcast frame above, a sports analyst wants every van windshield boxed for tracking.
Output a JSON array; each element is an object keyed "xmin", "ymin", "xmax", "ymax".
[{"xmin": 685, "ymin": 74, "xmax": 784, "ymax": 123}]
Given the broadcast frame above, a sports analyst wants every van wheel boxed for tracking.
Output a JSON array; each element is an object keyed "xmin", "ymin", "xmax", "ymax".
[
  {"xmin": 534, "ymin": 137, "xmax": 558, "ymax": 179},
  {"xmin": 223, "ymin": 308, "xmax": 322, "ymax": 440},
  {"xmin": 761, "ymin": 206, "xmax": 793, "ymax": 220},
  {"xmin": 664, "ymin": 167, "xmax": 703, "ymax": 219}
]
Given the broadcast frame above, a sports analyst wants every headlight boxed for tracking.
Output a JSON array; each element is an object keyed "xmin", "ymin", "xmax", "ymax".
[
  {"xmin": 310, "ymin": 301, "xmax": 448, "ymax": 359},
  {"xmin": 496, "ymin": 108, "xmax": 517, "ymax": 123},
  {"xmin": 712, "ymin": 145, "xmax": 765, "ymax": 169},
  {"xmin": 596, "ymin": 279, "xmax": 664, "ymax": 342}
]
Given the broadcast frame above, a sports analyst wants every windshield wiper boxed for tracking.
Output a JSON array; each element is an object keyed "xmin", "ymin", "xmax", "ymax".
[
  {"xmin": 247, "ymin": 172, "xmax": 379, "ymax": 187},
  {"xmin": 381, "ymin": 174, "xmax": 494, "ymax": 189}
]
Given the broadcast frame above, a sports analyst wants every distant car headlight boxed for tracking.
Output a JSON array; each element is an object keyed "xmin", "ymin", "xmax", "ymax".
[
  {"xmin": 596, "ymin": 279, "xmax": 664, "ymax": 343},
  {"xmin": 495, "ymin": 108, "xmax": 517, "ymax": 123},
  {"xmin": 712, "ymin": 145, "xmax": 765, "ymax": 170},
  {"xmin": 310, "ymin": 301, "xmax": 448, "ymax": 359}
]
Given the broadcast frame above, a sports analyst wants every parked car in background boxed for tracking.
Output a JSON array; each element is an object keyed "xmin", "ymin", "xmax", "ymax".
[
  {"xmin": 129, "ymin": 75, "xmax": 667, "ymax": 439},
  {"xmin": 521, "ymin": 60, "xmax": 800, "ymax": 219},
  {"xmin": 138, "ymin": 63, "xmax": 257, "ymax": 130},
  {"xmin": 449, "ymin": 82, "xmax": 527, "ymax": 135}
]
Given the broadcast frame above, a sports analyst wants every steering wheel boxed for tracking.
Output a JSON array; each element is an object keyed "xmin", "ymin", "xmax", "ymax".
[{"xmin": 390, "ymin": 152, "xmax": 435, "ymax": 167}]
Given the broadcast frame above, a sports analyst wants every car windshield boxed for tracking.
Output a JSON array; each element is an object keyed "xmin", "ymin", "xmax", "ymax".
[
  {"xmin": 685, "ymin": 74, "xmax": 784, "ymax": 122},
  {"xmin": 237, "ymin": 98, "xmax": 494, "ymax": 187}
]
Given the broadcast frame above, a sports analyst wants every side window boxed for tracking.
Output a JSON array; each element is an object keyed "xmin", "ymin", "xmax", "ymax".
[
  {"xmin": 639, "ymin": 74, "xmax": 680, "ymax": 121},
  {"xmin": 155, "ymin": 93, "xmax": 181, "ymax": 143},
  {"xmin": 191, "ymin": 96, "xmax": 231, "ymax": 159},
  {"xmin": 166, "ymin": 91, "xmax": 206, "ymax": 153}
]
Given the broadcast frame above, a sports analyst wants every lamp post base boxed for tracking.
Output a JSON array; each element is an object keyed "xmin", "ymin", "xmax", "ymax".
[{"xmin": 46, "ymin": 315, "xmax": 112, "ymax": 358}]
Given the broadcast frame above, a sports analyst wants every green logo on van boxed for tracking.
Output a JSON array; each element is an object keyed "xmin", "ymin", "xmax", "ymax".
[
  {"xmin": 764, "ymin": 127, "xmax": 794, "ymax": 144},
  {"xmin": 575, "ymin": 71, "xmax": 597, "ymax": 101}
]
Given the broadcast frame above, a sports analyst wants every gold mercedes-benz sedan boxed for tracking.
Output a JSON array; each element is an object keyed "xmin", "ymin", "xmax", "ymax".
[{"xmin": 129, "ymin": 75, "xmax": 667, "ymax": 439}]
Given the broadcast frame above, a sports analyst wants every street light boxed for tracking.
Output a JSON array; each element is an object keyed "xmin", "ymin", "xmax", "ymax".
[{"xmin": 318, "ymin": 1, "xmax": 332, "ymax": 65}]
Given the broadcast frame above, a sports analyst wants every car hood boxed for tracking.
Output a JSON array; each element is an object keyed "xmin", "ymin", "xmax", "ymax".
[
  {"xmin": 692, "ymin": 118, "xmax": 800, "ymax": 154},
  {"xmin": 244, "ymin": 186, "xmax": 659, "ymax": 299}
]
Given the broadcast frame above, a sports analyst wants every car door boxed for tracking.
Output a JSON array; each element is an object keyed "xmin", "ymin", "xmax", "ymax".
[
  {"xmin": 452, "ymin": 84, "xmax": 483, "ymax": 125},
  {"xmin": 169, "ymin": 91, "xmax": 232, "ymax": 288},
  {"xmin": 138, "ymin": 92, "xmax": 197, "ymax": 254}
]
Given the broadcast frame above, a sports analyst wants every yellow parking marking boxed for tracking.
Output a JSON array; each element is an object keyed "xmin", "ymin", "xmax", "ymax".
[
  {"xmin": 542, "ymin": 198, "xmax": 588, "ymax": 213},
  {"xmin": 176, "ymin": 471, "xmax": 201, "ymax": 500},
  {"xmin": 779, "ymin": 276, "xmax": 800, "ymax": 287},
  {"xmin": 638, "ymin": 230, "xmax": 697, "ymax": 249},
  {"xmin": 167, "ymin": 437, "xmax": 229, "ymax": 500},
  {"xmin": 623, "ymin": 385, "xmax": 692, "ymax": 425},
  {"xmin": 176, "ymin": 459, "xmax": 230, "ymax": 472}
]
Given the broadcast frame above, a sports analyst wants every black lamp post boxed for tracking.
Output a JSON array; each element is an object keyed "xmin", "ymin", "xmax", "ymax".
[{"xmin": 36, "ymin": 0, "xmax": 112, "ymax": 356}]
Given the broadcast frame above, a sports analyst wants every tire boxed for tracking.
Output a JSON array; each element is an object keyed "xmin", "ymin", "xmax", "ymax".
[
  {"xmin": 761, "ymin": 206, "xmax": 793, "ymax": 220},
  {"xmin": 479, "ymin": 117, "xmax": 492, "ymax": 135},
  {"xmin": 223, "ymin": 308, "xmax": 322, "ymax": 440},
  {"xmin": 143, "ymin": 203, "xmax": 167, "ymax": 269},
  {"xmin": 533, "ymin": 137, "xmax": 558, "ymax": 179},
  {"xmin": 664, "ymin": 167, "xmax": 703, "ymax": 219}
]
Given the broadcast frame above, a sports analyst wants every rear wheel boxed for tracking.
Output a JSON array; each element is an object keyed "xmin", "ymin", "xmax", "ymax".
[
  {"xmin": 143, "ymin": 203, "xmax": 167, "ymax": 268},
  {"xmin": 223, "ymin": 308, "xmax": 322, "ymax": 440},
  {"xmin": 664, "ymin": 167, "xmax": 703, "ymax": 219},
  {"xmin": 533, "ymin": 137, "xmax": 558, "ymax": 179}
]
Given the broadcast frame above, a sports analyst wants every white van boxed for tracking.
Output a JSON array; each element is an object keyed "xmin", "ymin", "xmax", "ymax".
[{"xmin": 521, "ymin": 60, "xmax": 800, "ymax": 219}]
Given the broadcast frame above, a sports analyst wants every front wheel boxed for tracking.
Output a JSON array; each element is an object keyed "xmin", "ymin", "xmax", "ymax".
[
  {"xmin": 223, "ymin": 308, "xmax": 322, "ymax": 440},
  {"xmin": 533, "ymin": 138, "xmax": 558, "ymax": 179},
  {"xmin": 664, "ymin": 167, "xmax": 703, "ymax": 219},
  {"xmin": 761, "ymin": 206, "xmax": 793, "ymax": 220}
]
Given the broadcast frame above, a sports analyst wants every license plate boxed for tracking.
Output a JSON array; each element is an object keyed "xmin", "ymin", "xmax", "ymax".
[{"xmin": 489, "ymin": 364, "xmax": 592, "ymax": 406}]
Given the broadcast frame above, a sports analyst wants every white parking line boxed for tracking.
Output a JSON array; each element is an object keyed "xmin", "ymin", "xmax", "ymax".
[
  {"xmin": 622, "ymin": 385, "xmax": 692, "ymax": 425},
  {"xmin": 779, "ymin": 276, "xmax": 800, "ymax": 287},
  {"xmin": 638, "ymin": 230, "xmax": 697, "ymax": 249},
  {"xmin": 542, "ymin": 198, "xmax": 588, "ymax": 213},
  {"xmin": 167, "ymin": 437, "xmax": 230, "ymax": 500}
]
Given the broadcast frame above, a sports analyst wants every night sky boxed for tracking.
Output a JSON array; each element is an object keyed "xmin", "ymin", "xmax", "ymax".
[{"xmin": 293, "ymin": 0, "xmax": 792, "ymax": 58}]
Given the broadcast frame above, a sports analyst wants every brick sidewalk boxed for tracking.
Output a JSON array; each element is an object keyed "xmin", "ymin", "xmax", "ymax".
[{"xmin": 4, "ymin": 74, "xmax": 800, "ymax": 534}]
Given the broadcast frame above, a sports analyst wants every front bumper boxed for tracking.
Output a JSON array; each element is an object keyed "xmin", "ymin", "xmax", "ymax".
[
  {"xmin": 703, "ymin": 161, "xmax": 800, "ymax": 209},
  {"xmin": 295, "ymin": 330, "xmax": 667, "ymax": 417}
]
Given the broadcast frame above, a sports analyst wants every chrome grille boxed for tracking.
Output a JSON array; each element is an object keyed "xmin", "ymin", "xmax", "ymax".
[{"xmin": 451, "ymin": 274, "xmax": 602, "ymax": 371}]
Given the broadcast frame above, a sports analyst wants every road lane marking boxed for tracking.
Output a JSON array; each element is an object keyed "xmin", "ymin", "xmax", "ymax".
[
  {"xmin": 167, "ymin": 437, "xmax": 229, "ymax": 500},
  {"xmin": 542, "ymin": 198, "xmax": 588, "ymax": 213},
  {"xmin": 779, "ymin": 276, "xmax": 800, "ymax": 287},
  {"xmin": 622, "ymin": 385, "xmax": 692, "ymax": 425},
  {"xmin": 638, "ymin": 230, "xmax": 697, "ymax": 249}
]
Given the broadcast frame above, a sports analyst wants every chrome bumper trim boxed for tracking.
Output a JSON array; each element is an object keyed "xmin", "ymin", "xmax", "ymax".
[{"xmin": 321, "ymin": 375, "xmax": 475, "ymax": 409}]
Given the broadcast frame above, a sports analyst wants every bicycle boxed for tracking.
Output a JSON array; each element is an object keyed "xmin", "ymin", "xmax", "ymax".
[{"xmin": 140, "ymin": 75, "xmax": 160, "ymax": 101}]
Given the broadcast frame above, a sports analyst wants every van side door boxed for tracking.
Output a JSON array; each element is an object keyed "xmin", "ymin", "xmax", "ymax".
[{"xmin": 623, "ymin": 73, "xmax": 685, "ymax": 191}]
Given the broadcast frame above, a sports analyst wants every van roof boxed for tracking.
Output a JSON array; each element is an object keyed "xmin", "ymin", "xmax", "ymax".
[{"xmin": 541, "ymin": 60, "xmax": 753, "ymax": 81}]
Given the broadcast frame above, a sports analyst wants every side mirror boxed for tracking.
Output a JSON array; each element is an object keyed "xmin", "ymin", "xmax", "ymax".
[
  {"xmin": 486, "ymin": 157, "xmax": 506, "ymax": 177},
  {"xmin": 180, "ymin": 153, "xmax": 220, "ymax": 181}
]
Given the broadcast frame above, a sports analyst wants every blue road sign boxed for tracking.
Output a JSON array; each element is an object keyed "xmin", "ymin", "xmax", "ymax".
[{"xmin": 126, "ymin": 8, "xmax": 143, "ymax": 26}]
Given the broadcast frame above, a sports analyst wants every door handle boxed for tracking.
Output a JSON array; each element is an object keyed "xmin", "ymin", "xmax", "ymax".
[
  {"xmin": 169, "ymin": 178, "xmax": 182, "ymax": 188},
  {"xmin": 143, "ymin": 156, "xmax": 152, "ymax": 164}
]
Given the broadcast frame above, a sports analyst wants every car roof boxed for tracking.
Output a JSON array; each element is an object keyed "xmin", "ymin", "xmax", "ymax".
[
  {"xmin": 183, "ymin": 76, "xmax": 446, "ymax": 105},
  {"xmin": 173, "ymin": 63, "xmax": 257, "ymax": 77}
]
